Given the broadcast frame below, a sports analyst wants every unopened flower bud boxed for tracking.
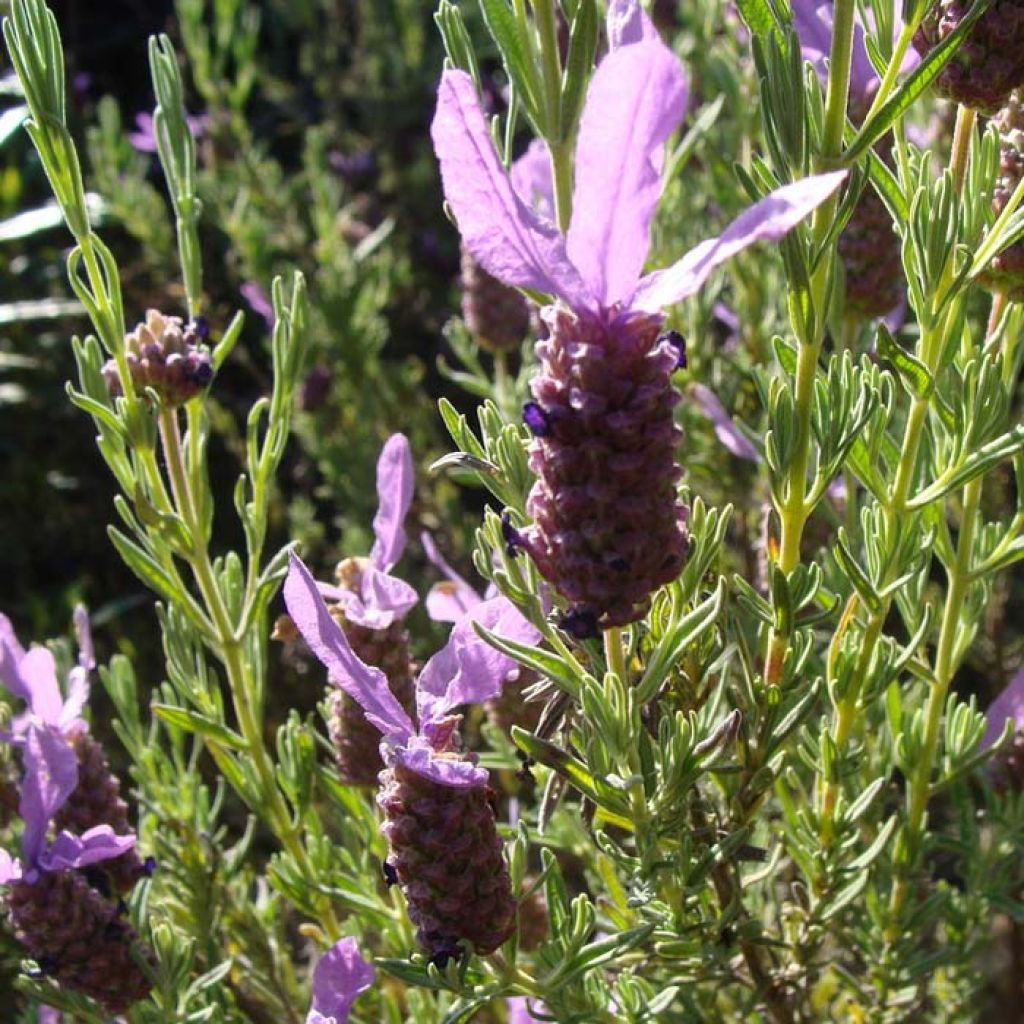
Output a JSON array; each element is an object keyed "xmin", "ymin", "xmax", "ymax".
[{"xmin": 103, "ymin": 310, "xmax": 213, "ymax": 408}]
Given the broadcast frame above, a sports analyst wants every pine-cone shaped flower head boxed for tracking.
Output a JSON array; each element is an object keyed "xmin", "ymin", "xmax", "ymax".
[
  {"xmin": 460, "ymin": 243, "xmax": 530, "ymax": 353},
  {"xmin": 433, "ymin": 1, "xmax": 847, "ymax": 629},
  {"xmin": 977, "ymin": 90, "xmax": 1024, "ymax": 300},
  {"xmin": 284, "ymin": 555, "xmax": 541, "ymax": 958},
  {"xmin": 325, "ymin": 616, "xmax": 416, "ymax": 786},
  {"xmin": 102, "ymin": 309, "xmax": 213, "ymax": 408},
  {"xmin": 522, "ymin": 307, "xmax": 686, "ymax": 627},
  {"xmin": 913, "ymin": 0, "xmax": 1024, "ymax": 114},
  {"xmin": 378, "ymin": 754, "xmax": 515, "ymax": 957},
  {"xmin": 8, "ymin": 870, "xmax": 153, "ymax": 1014},
  {"xmin": 52, "ymin": 731, "xmax": 145, "ymax": 893}
]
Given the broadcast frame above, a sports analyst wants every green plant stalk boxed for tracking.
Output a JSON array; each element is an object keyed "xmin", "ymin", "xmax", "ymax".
[
  {"xmin": 858, "ymin": 21, "xmax": 917, "ymax": 130},
  {"xmin": 157, "ymin": 408, "xmax": 341, "ymax": 941},
  {"xmin": 764, "ymin": 0, "xmax": 856, "ymax": 684},
  {"xmin": 814, "ymin": 104, "xmax": 977, "ymax": 841},
  {"xmin": 886, "ymin": 475, "xmax": 982, "ymax": 933}
]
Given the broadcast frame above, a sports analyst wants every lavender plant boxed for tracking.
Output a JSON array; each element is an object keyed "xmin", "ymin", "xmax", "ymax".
[{"xmin": 4, "ymin": 0, "xmax": 1024, "ymax": 1021}]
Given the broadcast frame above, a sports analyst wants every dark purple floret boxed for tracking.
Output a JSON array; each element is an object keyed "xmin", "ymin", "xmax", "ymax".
[
  {"xmin": 189, "ymin": 316, "xmax": 210, "ymax": 341},
  {"xmin": 143, "ymin": 856, "xmax": 157, "ymax": 876},
  {"xmin": 382, "ymin": 861, "xmax": 399, "ymax": 887},
  {"xmin": 659, "ymin": 329, "xmax": 687, "ymax": 370},
  {"xmin": 558, "ymin": 607, "xmax": 599, "ymax": 640},
  {"xmin": 501, "ymin": 513, "xmax": 526, "ymax": 558},
  {"xmin": 523, "ymin": 401, "xmax": 551, "ymax": 437}
]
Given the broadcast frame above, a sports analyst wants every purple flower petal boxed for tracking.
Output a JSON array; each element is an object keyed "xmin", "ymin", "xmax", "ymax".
[
  {"xmin": 0, "ymin": 613, "xmax": 28, "ymax": 698},
  {"xmin": 692, "ymin": 383, "xmax": 759, "ymax": 461},
  {"xmin": 39, "ymin": 825, "xmax": 136, "ymax": 874},
  {"xmin": 421, "ymin": 532, "xmax": 483, "ymax": 623},
  {"xmin": 567, "ymin": 41, "xmax": 687, "ymax": 309},
  {"xmin": 73, "ymin": 605, "xmax": 95, "ymax": 670},
  {"xmin": 416, "ymin": 596, "xmax": 540, "ymax": 727},
  {"xmin": 306, "ymin": 937, "xmax": 375, "ymax": 1024},
  {"xmin": 606, "ymin": 0, "xmax": 660, "ymax": 48},
  {"xmin": 38, "ymin": 1009, "xmax": 61, "ymax": 1024},
  {"xmin": 0, "ymin": 849, "xmax": 23, "ymax": 885},
  {"xmin": 336, "ymin": 567, "xmax": 418, "ymax": 629},
  {"xmin": 241, "ymin": 282, "xmax": 276, "ymax": 329},
  {"xmin": 631, "ymin": 170, "xmax": 848, "ymax": 312},
  {"xmin": 57, "ymin": 666, "xmax": 90, "ymax": 733},
  {"xmin": 390, "ymin": 738, "xmax": 489, "ymax": 788},
  {"xmin": 370, "ymin": 434, "xmax": 414, "ymax": 572},
  {"xmin": 510, "ymin": 139, "xmax": 554, "ymax": 221},
  {"xmin": 19, "ymin": 725, "xmax": 78, "ymax": 867},
  {"xmin": 982, "ymin": 667, "xmax": 1024, "ymax": 750},
  {"xmin": 283, "ymin": 555, "xmax": 415, "ymax": 741},
  {"xmin": 432, "ymin": 70, "xmax": 591, "ymax": 308},
  {"xmin": 507, "ymin": 996, "xmax": 549, "ymax": 1024}
]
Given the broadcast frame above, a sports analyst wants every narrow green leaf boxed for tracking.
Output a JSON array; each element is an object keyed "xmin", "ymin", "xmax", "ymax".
[
  {"xmin": 559, "ymin": 0, "xmax": 598, "ymax": 136},
  {"xmin": 152, "ymin": 704, "xmax": 246, "ymax": 749},
  {"xmin": 909, "ymin": 424, "xmax": 1024, "ymax": 508},
  {"xmin": 477, "ymin": 0, "xmax": 542, "ymax": 127},
  {"xmin": 876, "ymin": 323, "xmax": 932, "ymax": 398},
  {"xmin": 473, "ymin": 620, "xmax": 586, "ymax": 697},
  {"xmin": 736, "ymin": 0, "xmax": 780, "ymax": 39}
]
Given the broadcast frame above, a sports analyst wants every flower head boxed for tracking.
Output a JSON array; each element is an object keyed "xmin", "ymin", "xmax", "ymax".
[
  {"xmin": 284, "ymin": 552, "xmax": 538, "ymax": 783},
  {"xmin": 0, "ymin": 725, "xmax": 135, "ymax": 887},
  {"xmin": 306, "ymin": 937, "xmax": 375, "ymax": 1024}
]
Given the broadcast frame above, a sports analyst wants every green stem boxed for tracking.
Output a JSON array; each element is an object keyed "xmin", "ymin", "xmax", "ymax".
[
  {"xmin": 157, "ymin": 408, "xmax": 341, "ymax": 941},
  {"xmin": 857, "ymin": 23, "xmax": 916, "ymax": 131},
  {"xmin": 604, "ymin": 627, "xmax": 626, "ymax": 681},
  {"xmin": 886, "ymin": 476, "xmax": 981, "ymax": 932}
]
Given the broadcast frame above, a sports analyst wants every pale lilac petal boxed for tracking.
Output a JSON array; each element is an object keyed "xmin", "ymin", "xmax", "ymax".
[
  {"xmin": 40, "ymin": 826, "xmax": 136, "ymax": 873},
  {"xmin": 567, "ymin": 42, "xmax": 687, "ymax": 309},
  {"xmin": 39, "ymin": 1009, "xmax": 61, "ymax": 1024},
  {"xmin": 73, "ymin": 605, "xmax": 95, "ymax": 670},
  {"xmin": 21, "ymin": 647, "xmax": 63, "ymax": 725},
  {"xmin": 322, "ymin": 561, "xmax": 419, "ymax": 629},
  {"xmin": 507, "ymin": 996, "xmax": 549, "ymax": 1024},
  {"xmin": 632, "ymin": 170, "xmax": 848, "ymax": 312},
  {"xmin": 306, "ymin": 937, "xmax": 375, "ymax": 1024},
  {"xmin": 432, "ymin": 70, "xmax": 591, "ymax": 307},
  {"xmin": 0, "ymin": 613, "xmax": 28, "ymax": 699},
  {"xmin": 417, "ymin": 596, "xmax": 540, "ymax": 726},
  {"xmin": 982, "ymin": 667, "xmax": 1024, "ymax": 750},
  {"xmin": 390, "ymin": 738, "xmax": 489, "ymax": 788},
  {"xmin": 510, "ymin": 139, "xmax": 554, "ymax": 221},
  {"xmin": 57, "ymin": 666, "xmax": 90, "ymax": 732},
  {"xmin": 421, "ymin": 531, "xmax": 482, "ymax": 622},
  {"xmin": 20, "ymin": 725, "xmax": 78, "ymax": 866},
  {"xmin": 370, "ymin": 434, "xmax": 414, "ymax": 571},
  {"xmin": 692, "ymin": 384, "xmax": 759, "ymax": 461},
  {"xmin": 0, "ymin": 849, "xmax": 23, "ymax": 885},
  {"xmin": 283, "ymin": 555, "xmax": 415, "ymax": 741},
  {"xmin": 606, "ymin": 0, "xmax": 659, "ymax": 48},
  {"xmin": 241, "ymin": 282, "xmax": 275, "ymax": 329}
]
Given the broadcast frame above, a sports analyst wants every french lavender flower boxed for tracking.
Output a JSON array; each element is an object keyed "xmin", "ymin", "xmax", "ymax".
[
  {"xmin": 432, "ymin": 0, "xmax": 846, "ymax": 629},
  {"xmin": 305, "ymin": 937, "xmax": 375, "ymax": 1024},
  {"xmin": 794, "ymin": 1, "xmax": 910, "ymax": 320},
  {"xmin": 284, "ymin": 555, "xmax": 540, "ymax": 960},
  {"xmin": 977, "ymin": 90, "xmax": 1024, "ymax": 300},
  {"xmin": 460, "ymin": 243, "xmax": 531, "ymax": 353},
  {"xmin": 278, "ymin": 436, "xmax": 418, "ymax": 786},
  {"xmin": 0, "ymin": 611, "xmax": 146, "ymax": 893},
  {"xmin": 102, "ymin": 309, "xmax": 213, "ymax": 408},
  {"xmin": 981, "ymin": 667, "xmax": 1024, "ymax": 791},
  {"xmin": 913, "ymin": 0, "xmax": 1024, "ymax": 115},
  {"xmin": 421, "ymin": 533, "xmax": 543, "ymax": 735},
  {"xmin": 0, "ymin": 726, "xmax": 153, "ymax": 1014}
]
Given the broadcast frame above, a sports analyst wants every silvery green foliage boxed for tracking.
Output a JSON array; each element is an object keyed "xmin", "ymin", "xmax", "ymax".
[{"xmin": 3, "ymin": 0, "xmax": 1024, "ymax": 1021}]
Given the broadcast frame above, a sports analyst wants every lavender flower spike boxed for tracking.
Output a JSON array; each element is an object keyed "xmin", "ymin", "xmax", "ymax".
[
  {"xmin": 433, "ymin": 0, "xmax": 846, "ymax": 627},
  {"xmin": 306, "ymin": 937, "xmax": 375, "ymax": 1024},
  {"xmin": 285, "ymin": 554, "xmax": 539, "ymax": 956},
  {"xmin": 981, "ymin": 667, "xmax": 1024, "ymax": 791}
]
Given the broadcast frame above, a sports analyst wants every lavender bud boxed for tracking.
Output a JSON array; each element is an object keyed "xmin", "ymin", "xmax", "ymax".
[
  {"xmin": 460, "ymin": 243, "xmax": 530, "ymax": 352},
  {"xmin": 522, "ymin": 402, "xmax": 551, "ymax": 437},
  {"xmin": 978, "ymin": 90, "xmax": 1024, "ymax": 300},
  {"xmin": 658, "ymin": 329, "xmax": 687, "ymax": 370}
]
